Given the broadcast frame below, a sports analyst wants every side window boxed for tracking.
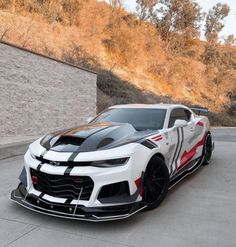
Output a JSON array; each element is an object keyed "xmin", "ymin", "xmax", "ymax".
[
  {"xmin": 168, "ymin": 108, "xmax": 192, "ymax": 128},
  {"xmin": 184, "ymin": 109, "xmax": 192, "ymax": 121}
]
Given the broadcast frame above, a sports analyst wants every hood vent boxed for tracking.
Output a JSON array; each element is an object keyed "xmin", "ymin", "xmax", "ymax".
[
  {"xmin": 97, "ymin": 138, "xmax": 114, "ymax": 149},
  {"xmin": 53, "ymin": 136, "xmax": 85, "ymax": 147}
]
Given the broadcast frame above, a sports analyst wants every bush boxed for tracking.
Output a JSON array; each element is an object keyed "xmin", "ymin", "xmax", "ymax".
[
  {"xmin": 0, "ymin": 0, "xmax": 10, "ymax": 9},
  {"xmin": 61, "ymin": 44, "xmax": 96, "ymax": 68}
]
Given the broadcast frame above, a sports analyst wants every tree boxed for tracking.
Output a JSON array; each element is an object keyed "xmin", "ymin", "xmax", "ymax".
[
  {"xmin": 136, "ymin": 0, "xmax": 157, "ymax": 20},
  {"xmin": 224, "ymin": 34, "xmax": 235, "ymax": 46},
  {"xmin": 136, "ymin": 0, "xmax": 202, "ymax": 41},
  {"xmin": 161, "ymin": 0, "xmax": 202, "ymax": 40},
  {"xmin": 109, "ymin": 0, "xmax": 123, "ymax": 9},
  {"xmin": 205, "ymin": 3, "xmax": 230, "ymax": 43}
]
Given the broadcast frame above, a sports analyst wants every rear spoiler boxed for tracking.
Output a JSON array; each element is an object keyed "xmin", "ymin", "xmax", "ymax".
[{"xmin": 190, "ymin": 107, "xmax": 208, "ymax": 115}]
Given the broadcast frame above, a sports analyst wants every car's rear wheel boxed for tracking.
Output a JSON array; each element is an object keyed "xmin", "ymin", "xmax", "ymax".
[
  {"xmin": 201, "ymin": 133, "xmax": 213, "ymax": 166},
  {"xmin": 142, "ymin": 157, "xmax": 169, "ymax": 210}
]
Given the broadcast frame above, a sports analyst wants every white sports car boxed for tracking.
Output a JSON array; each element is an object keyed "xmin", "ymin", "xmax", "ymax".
[{"xmin": 11, "ymin": 104, "xmax": 214, "ymax": 221}]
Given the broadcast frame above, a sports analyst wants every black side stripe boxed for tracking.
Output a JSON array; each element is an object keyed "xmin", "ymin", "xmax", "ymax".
[
  {"xmin": 64, "ymin": 167, "xmax": 73, "ymax": 176},
  {"xmin": 175, "ymin": 127, "xmax": 184, "ymax": 170},
  {"xmin": 146, "ymin": 139, "xmax": 158, "ymax": 147},
  {"xmin": 141, "ymin": 140, "xmax": 157, "ymax": 149},
  {"xmin": 170, "ymin": 128, "xmax": 180, "ymax": 173}
]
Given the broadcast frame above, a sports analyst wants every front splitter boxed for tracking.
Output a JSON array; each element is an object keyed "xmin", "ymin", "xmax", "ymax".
[{"xmin": 10, "ymin": 186, "xmax": 147, "ymax": 222}]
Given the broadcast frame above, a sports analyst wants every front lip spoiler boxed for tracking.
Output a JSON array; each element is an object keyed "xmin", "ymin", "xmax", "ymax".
[{"xmin": 10, "ymin": 186, "xmax": 147, "ymax": 222}]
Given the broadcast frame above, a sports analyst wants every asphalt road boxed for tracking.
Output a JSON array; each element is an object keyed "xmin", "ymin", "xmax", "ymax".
[{"xmin": 0, "ymin": 128, "xmax": 235, "ymax": 247}]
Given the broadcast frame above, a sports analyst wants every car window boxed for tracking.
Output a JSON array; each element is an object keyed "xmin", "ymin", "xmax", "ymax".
[
  {"xmin": 92, "ymin": 108, "xmax": 167, "ymax": 131},
  {"xmin": 168, "ymin": 108, "xmax": 192, "ymax": 128},
  {"xmin": 184, "ymin": 109, "xmax": 192, "ymax": 121}
]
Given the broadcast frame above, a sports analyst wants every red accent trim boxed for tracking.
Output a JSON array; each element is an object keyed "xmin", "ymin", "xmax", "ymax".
[
  {"xmin": 31, "ymin": 176, "xmax": 38, "ymax": 185},
  {"xmin": 135, "ymin": 177, "xmax": 141, "ymax": 188},
  {"xmin": 178, "ymin": 132, "xmax": 207, "ymax": 171},
  {"xmin": 135, "ymin": 177, "xmax": 143, "ymax": 197},
  {"xmin": 151, "ymin": 135, "xmax": 163, "ymax": 142},
  {"xmin": 197, "ymin": 121, "xmax": 204, "ymax": 127},
  {"xmin": 178, "ymin": 147, "xmax": 197, "ymax": 171},
  {"xmin": 196, "ymin": 132, "xmax": 207, "ymax": 147},
  {"xmin": 153, "ymin": 137, "xmax": 162, "ymax": 142}
]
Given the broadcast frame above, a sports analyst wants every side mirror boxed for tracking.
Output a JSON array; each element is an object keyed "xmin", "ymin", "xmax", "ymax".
[
  {"xmin": 174, "ymin": 119, "xmax": 188, "ymax": 129},
  {"xmin": 87, "ymin": 117, "xmax": 94, "ymax": 123}
]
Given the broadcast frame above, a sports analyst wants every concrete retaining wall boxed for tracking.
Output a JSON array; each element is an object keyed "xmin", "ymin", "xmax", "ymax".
[{"xmin": 0, "ymin": 42, "xmax": 97, "ymax": 136}]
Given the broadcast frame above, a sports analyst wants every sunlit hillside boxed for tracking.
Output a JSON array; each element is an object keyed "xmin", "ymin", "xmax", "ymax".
[{"xmin": 0, "ymin": 0, "xmax": 235, "ymax": 125}]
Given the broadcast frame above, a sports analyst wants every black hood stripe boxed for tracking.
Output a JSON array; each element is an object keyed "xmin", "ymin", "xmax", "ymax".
[
  {"xmin": 39, "ymin": 193, "xmax": 44, "ymax": 199},
  {"xmin": 68, "ymin": 152, "xmax": 79, "ymax": 162},
  {"xmin": 40, "ymin": 149, "xmax": 47, "ymax": 158},
  {"xmin": 64, "ymin": 167, "xmax": 73, "ymax": 176},
  {"xmin": 66, "ymin": 125, "xmax": 115, "ymax": 161},
  {"xmin": 65, "ymin": 198, "xmax": 73, "ymax": 204},
  {"xmin": 37, "ymin": 163, "xmax": 43, "ymax": 171}
]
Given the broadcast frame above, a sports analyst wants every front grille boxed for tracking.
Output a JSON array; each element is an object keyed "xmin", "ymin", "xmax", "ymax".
[
  {"xmin": 30, "ymin": 169, "xmax": 94, "ymax": 200},
  {"xmin": 35, "ymin": 156, "xmax": 91, "ymax": 167}
]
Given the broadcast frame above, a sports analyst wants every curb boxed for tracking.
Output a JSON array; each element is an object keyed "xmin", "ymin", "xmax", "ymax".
[{"xmin": 0, "ymin": 140, "xmax": 33, "ymax": 160}]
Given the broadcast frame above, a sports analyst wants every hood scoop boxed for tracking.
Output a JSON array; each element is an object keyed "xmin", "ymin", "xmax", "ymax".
[
  {"xmin": 97, "ymin": 138, "xmax": 114, "ymax": 149},
  {"xmin": 51, "ymin": 136, "xmax": 85, "ymax": 152}
]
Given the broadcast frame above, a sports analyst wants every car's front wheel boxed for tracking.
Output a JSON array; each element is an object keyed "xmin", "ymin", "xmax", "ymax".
[{"xmin": 142, "ymin": 157, "xmax": 169, "ymax": 210}]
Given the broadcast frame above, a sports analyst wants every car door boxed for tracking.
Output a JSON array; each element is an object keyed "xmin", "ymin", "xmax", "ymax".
[{"xmin": 167, "ymin": 108, "xmax": 195, "ymax": 175}]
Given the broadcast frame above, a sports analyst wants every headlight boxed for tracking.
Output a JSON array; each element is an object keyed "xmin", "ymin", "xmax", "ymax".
[{"xmin": 90, "ymin": 158, "xmax": 129, "ymax": 167}]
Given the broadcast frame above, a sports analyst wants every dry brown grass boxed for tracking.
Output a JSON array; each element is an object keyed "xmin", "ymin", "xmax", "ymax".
[{"xmin": 0, "ymin": 0, "xmax": 235, "ymax": 124}]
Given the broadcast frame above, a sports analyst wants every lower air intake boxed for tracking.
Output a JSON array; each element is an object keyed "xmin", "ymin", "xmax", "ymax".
[{"xmin": 30, "ymin": 169, "xmax": 94, "ymax": 201}]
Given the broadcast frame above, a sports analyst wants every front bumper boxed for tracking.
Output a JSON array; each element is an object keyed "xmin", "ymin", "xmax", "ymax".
[{"xmin": 10, "ymin": 184, "xmax": 147, "ymax": 222}]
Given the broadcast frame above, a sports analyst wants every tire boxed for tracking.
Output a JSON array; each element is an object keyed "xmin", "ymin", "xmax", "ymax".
[
  {"xmin": 201, "ymin": 132, "xmax": 213, "ymax": 166},
  {"xmin": 142, "ymin": 157, "xmax": 170, "ymax": 210}
]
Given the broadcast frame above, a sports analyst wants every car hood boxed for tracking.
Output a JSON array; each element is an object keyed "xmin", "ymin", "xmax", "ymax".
[{"xmin": 40, "ymin": 122, "xmax": 157, "ymax": 153}]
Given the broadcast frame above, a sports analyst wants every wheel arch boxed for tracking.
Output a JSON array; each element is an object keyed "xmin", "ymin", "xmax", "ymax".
[
  {"xmin": 207, "ymin": 130, "xmax": 212, "ymax": 135},
  {"xmin": 143, "ymin": 152, "xmax": 169, "ymax": 176},
  {"xmin": 145, "ymin": 153, "xmax": 166, "ymax": 170},
  {"xmin": 151, "ymin": 152, "xmax": 165, "ymax": 162}
]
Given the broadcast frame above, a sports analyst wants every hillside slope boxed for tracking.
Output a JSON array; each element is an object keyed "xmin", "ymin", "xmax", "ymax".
[{"xmin": 0, "ymin": 0, "xmax": 235, "ymax": 125}]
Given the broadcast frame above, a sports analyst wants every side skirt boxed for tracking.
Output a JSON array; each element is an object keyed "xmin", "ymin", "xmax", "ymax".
[{"xmin": 169, "ymin": 157, "xmax": 203, "ymax": 190}]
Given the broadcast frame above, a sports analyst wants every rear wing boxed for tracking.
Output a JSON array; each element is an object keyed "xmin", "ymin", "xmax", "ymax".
[{"xmin": 190, "ymin": 107, "xmax": 208, "ymax": 115}]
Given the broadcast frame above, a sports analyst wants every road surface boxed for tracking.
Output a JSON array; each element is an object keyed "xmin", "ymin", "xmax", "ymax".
[{"xmin": 0, "ymin": 128, "xmax": 235, "ymax": 247}]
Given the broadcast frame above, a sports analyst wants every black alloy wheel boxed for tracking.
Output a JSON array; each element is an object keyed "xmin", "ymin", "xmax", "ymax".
[
  {"xmin": 142, "ymin": 157, "xmax": 169, "ymax": 210},
  {"xmin": 202, "ymin": 133, "xmax": 213, "ymax": 165}
]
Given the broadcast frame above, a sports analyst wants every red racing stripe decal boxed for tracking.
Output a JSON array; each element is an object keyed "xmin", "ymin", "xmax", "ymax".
[
  {"xmin": 178, "ymin": 132, "xmax": 207, "ymax": 171},
  {"xmin": 179, "ymin": 146, "xmax": 197, "ymax": 170},
  {"xmin": 196, "ymin": 132, "xmax": 207, "ymax": 147}
]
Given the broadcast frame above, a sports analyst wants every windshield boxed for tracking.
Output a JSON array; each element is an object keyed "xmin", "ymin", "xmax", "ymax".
[{"xmin": 92, "ymin": 108, "xmax": 166, "ymax": 131}]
